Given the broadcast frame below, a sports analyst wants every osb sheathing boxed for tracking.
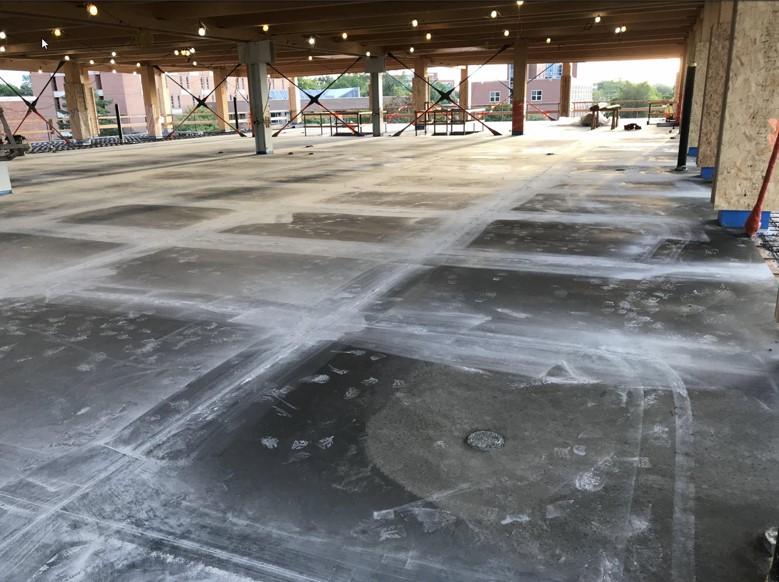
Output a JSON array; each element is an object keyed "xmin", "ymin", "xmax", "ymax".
[
  {"xmin": 713, "ymin": 1, "xmax": 779, "ymax": 210},
  {"xmin": 688, "ymin": 40, "xmax": 709, "ymax": 149},
  {"xmin": 696, "ymin": 21, "xmax": 731, "ymax": 169}
]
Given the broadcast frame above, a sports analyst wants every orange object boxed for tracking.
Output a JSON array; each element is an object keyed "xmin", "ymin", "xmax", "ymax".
[{"xmin": 745, "ymin": 121, "xmax": 779, "ymax": 237}]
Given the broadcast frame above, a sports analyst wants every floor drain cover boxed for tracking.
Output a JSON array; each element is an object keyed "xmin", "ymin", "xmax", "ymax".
[{"xmin": 466, "ymin": 430, "xmax": 505, "ymax": 451}]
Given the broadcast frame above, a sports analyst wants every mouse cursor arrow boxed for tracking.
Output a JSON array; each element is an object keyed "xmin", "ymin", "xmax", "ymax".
[{"xmin": 41, "ymin": 39, "xmax": 48, "ymax": 49}]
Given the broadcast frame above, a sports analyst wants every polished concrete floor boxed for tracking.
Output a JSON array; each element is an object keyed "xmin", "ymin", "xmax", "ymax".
[{"xmin": 0, "ymin": 123, "xmax": 777, "ymax": 581}]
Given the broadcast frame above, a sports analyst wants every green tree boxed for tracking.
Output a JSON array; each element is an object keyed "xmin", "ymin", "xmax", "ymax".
[
  {"xmin": 176, "ymin": 106, "xmax": 218, "ymax": 132},
  {"xmin": 96, "ymin": 97, "xmax": 118, "ymax": 136},
  {"xmin": 0, "ymin": 82, "xmax": 23, "ymax": 97},
  {"xmin": 19, "ymin": 74, "xmax": 32, "ymax": 96}
]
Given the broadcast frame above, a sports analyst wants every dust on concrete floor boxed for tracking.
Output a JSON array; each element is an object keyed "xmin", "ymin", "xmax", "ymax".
[{"xmin": 0, "ymin": 124, "xmax": 777, "ymax": 581}]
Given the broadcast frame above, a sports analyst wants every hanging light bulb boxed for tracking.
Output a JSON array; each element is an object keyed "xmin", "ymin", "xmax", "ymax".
[
  {"xmin": 197, "ymin": 22, "xmax": 206, "ymax": 36},
  {"xmin": 0, "ymin": 46, "xmax": 5, "ymax": 53},
  {"xmin": 53, "ymin": 28, "xmax": 63, "ymax": 37},
  {"xmin": 192, "ymin": 60, "xmax": 197, "ymax": 66},
  {"xmin": 88, "ymin": 59, "xmax": 95, "ymax": 65},
  {"xmin": 411, "ymin": 19, "xmax": 418, "ymax": 27},
  {"xmin": 261, "ymin": 24, "xmax": 269, "ymax": 32},
  {"xmin": 174, "ymin": 49, "xmax": 180, "ymax": 55},
  {"xmin": 190, "ymin": 47, "xmax": 195, "ymax": 53},
  {"xmin": 64, "ymin": 54, "xmax": 70, "ymax": 60},
  {"xmin": 614, "ymin": 26, "xmax": 621, "ymax": 34},
  {"xmin": 341, "ymin": 32, "xmax": 348, "ymax": 40},
  {"xmin": 132, "ymin": 70, "xmax": 137, "ymax": 75},
  {"xmin": 109, "ymin": 58, "xmax": 115, "ymax": 64},
  {"xmin": 594, "ymin": 15, "xmax": 601, "ymax": 23},
  {"xmin": 503, "ymin": 29, "xmax": 511, "ymax": 37},
  {"xmin": 425, "ymin": 32, "xmax": 432, "ymax": 40},
  {"xmin": 516, "ymin": 0, "xmax": 524, "ymax": 5},
  {"xmin": 38, "ymin": 68, "xmax": 43, "ymax": 73},
  {"xmin": 365, "ymin": 50, "xmax": 371, "ymax": 57},
  {"xmin": 308, "ymin": 54, "xmax": 313, "ymax": 61},
  {"xmin": 86, "ymin": 3, "xmax": 98, "ymax": 16},
  {"xmin": 135, "ymin": 61, "xmax": 141, "ymax": 67},
  {"xmin": 0, "ymin": 31, "xmax": 6, "ymax": 40},
  {"xmin": 490, "ymin": 10, "xmax": 498, "ymax": 18},
  {"xmin": 111, "ymin": 50, "xmax": 117, "ymax": 57},
  {"xmin": 409, "ymin": 46, "xmax": 415, "ymax": 53},
  {"xmin": 621, "ymin": 25, "xmax": 627, "ymax": 32},
  {"xmin": 308, "ymin": 36, "xmax": 316, "ymax": 45},
  {"xmin": 112, "ymin": 68, "xmax": 117, "ymax": 73},
  {"xmin": 546, "ymin": 37, "xmax": 551, "ymax": 43}
]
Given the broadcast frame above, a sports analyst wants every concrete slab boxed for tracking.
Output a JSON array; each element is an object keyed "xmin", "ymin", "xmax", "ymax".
[{"xmin": 0, "ymin": 125, "xmax": 776, "ymax": 581}]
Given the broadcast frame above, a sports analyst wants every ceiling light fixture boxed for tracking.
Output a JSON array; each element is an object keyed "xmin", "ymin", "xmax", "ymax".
[
  {"xmin": 503, "ymin": 29, "xmax": 510, "ymax": 37},
  {"xmin": 621, "ymin": 25, "xmax": 627, "ymax": 32},
  {"xmin": 53, "ymin": 28, "xmax": 63, "ymax": 37},
  {"xmin": 111, "ymin": 50, "xmax": 116, "ymax": 57},
  {"xmin": 594, "ymin": 15, "xmax": 601, "ymax": 23},
  {"xmin": 197, "ymin": 22, "xmax": 206, "ymax": 36},
  {"xmin": 174, "ymin": 49, "xmax": 179, "ymax": 55},
  {"xmin": 64, "ymin": 54, "xmax": 70, "ymax": 60},
  {"xmin": 546, "ymin": 37, "xmax": 551, "ymax": 43},
  {"xmin": 0, "ymin": 46, "xmax": 5, "ymax": 53},
  {"xmin": 308, "ymin": 36, "xmax": 316, "ymax": 45},
  {"xmin": 425, "ymin": 32, "xmax": 432, "ymax": 40},
  {"xmin": 516, "ymin": 0, "xmax": 524, "ymax": 5},
  {"xmin": 135, "ymin": 61, "xmax": 141, "ymax": 67},
  {"xmin": 86, "ymin": 3, "xmax": 98, "ymax": 16},
  {"xmin": 365, "ymin": 50, "xmax": 371, "ymax": 57},
  {"xmin": 490, "ymin": 10, "xmax": 498, "ymax": 18},
  {"xmin": 190, "ymin": 47, "xmax": 195, "ymax": 53},
  {"xmin": 409, "ymin": 46, "xmax": 415, "ymax": 53},
  {"xmin": 112, "ymin": 68, "xmax": 116, "ymax": 73},
  {"xmin": 109, "ymin": 58, "xmax": 115, "ymax": 64},
  {"xmin": 308, "ymin": 54, "xmax": 313, "ymax": 61},
  {"xmin": 192, "ymin": 60, "xmax": 197, "ymax": 66},
  {"xmin": 614, "ymin": 26, "xmax": 621, "ymax": 34},
  {"xmin": 411, "ymin": 19, "xmax": 419, "ymax": 27},
  {"xmin": 262, "ymin": 24, "xmax": 269, "ymax": 32},
  {"xmin": 341, "ymin": 32, "xmax": 348, "ymax": 40},
  {"xmin": 89, "ymin": 59, "xmax": 95, "ymax": 65},
  {"xmin": 0, "ymin": 31, "xmax": 6, "ymax": 40}
]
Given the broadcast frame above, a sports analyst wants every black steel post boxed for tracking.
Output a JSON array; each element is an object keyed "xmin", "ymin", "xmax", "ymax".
[
  {"xmin": 675, "ymin": 64, "xmax": 696, "ymax": 171},
  {"xmin": 233, "ymin": 96, "xmax": 239, "ymax": 134},
  {"xmin": 114, "ymin": 102, "xmax": 123, "ymax": 142}
]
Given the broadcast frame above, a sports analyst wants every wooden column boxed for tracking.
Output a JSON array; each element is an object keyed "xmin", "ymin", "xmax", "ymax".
[
  {"xmin": 212, "ymin": 67, "xmax": 231, "ymax": 132},
  {"xmin": 412, "ymin": 56, "xmax": 428, "ymax": 111},
  {"xmin": 459, "ymin": 66, "xmax": 469, "ymax": 109},
  {"xmin": 559, "ymin": 62, "xmax": 572, "ymax": 117},
  {"xmin": 287, "ymin": 77, "xmax": 300, "ymax": 123},
  {"xmin": 511, "ymin": 42, "xmax": 528, "ymax": 136},
  {"xmin": 140, "ymin": 64, "xmax": 163, "ymax": 138},
  {"xmin": 696, "ymin": 1, "xmax": 735, "ymax": 176},
  {"xmin": 63, "ymin": 61, "xmax": 99, "ymax": 140},
  {"xmin": 712, "ymin": 0, "xmax": 779, "ymax": 221}
]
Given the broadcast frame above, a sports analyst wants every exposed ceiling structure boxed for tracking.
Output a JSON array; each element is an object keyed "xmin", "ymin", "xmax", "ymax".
[{"xmin": 0, "ymin": 1, "xmax": 704, "ymax": 76}]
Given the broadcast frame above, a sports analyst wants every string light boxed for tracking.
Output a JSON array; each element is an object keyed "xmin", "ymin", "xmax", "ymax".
[
  {"xmin": 109, "ymin": 58, "xmax": 115, "ymax": 64},
  {"xmin": 174, "ymin": 49, "xmax": 180, "ymax": 55},
  {"xmin": 53, "ymin": 28, "xmax": 63, "ymax": 37},
  {"xmin": 490, "ymin": 10, "xmax": 498, "ymax": 18},
  {"xmin": 409, "ymin": 46, "xmax": 415, "ymax": 53},
  {"xmin": 594, "ymin": 15, "xmax": 601, "ymax": 23},
  {"xmin": 197, "ymin": 22, "xmax": 206, "ymax": 36},
  {"xmin": 614, "ymin": 26, "xmax": 621, "ymax": 34},
  {"xmin": 425, "ymin": 32, "xmax": 432, "ymax": 40},
  {"xmin": 546, "ymin": 37, "xmax": 551, "ymax": 43},
  {"xmin": 192, "ymin": 60, "xmax": 197, "ymax": 66},
  {"xmin": 111, "ymin": 50, "xmax": 117, "ymax": 57},
  {"xmin": 0, "ymin": 31, "xmax": 6, "ymax": 40},
  {"xmin": 111, "ymin": 68, "xmax": 116, "ymax": 73},
  {"xmin": 64, "ymin": 54, "xmax": 70, "ymax": 60},
  {"xmin": 261, "ymin": 24, "xmax": 269, "ymax": 32},
  {"xmin": 135, "ymin": 61, "xmax": 141, "ymax": 67},
  {"xmin": 89, "ymin": 59, "xmax": 95, "ymax": 65},
  {"xmin": 190, "ymin": 47, "xmax": 195, "ymax": 53},
  {"xmin": 365, "ymin": 50, "xmax": 371, "ymax": 56},
  {"xmin": 516, "ymin": 0, "xmax": 524, "ymax": 5},
  {"xmin": 132, "ymin": 71, "xmax": 137, "ymax": 75},
  {"xmin": 38, "ymin": 68, "xmax": 43, "ymax": 73},
  {"xmin": 86, "ymin": 3, "xmax": 98, "ymax": 16},
  {"xmin": 308, "ymin": 36, "xmax": 316, "ymax": 45},
  {"xmin": 308, "ymin": 54, "xmax": 313, "ymax": 61},
  {"xmin": 621, "ymin": 25, "xmax": 627, "ymax": 32},
  {"xmin": 341, "ymin": 32, "xmax": 348, "ymax": 40},
  {"xmin": 411, "ymin": 19, "xmax": 418, "ymax": 27},
  {"xmin": 0, "ymin": 46, "xmax": 5, "ymax": 53},
  {"xmin": 503, "ymin": 29, "xmax": 510, "ymax": 37}
]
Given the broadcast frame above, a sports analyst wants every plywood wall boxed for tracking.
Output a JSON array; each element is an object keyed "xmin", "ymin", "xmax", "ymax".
[
  {"xmin": 688, "ymin": 40, "xmax": 709, "ymax": 149},
  {"xmin": 696, "ymin": 21, "xmax": 731, "ymax": 168},
  {"xmin": 713, "ymin": 1, "xmax": 779, "ymax": 210}
]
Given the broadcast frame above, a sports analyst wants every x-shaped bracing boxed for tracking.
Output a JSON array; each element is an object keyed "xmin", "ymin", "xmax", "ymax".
[
  {"xmin": 387, "ymin": 45, "xmax": 509, "ymax": 138},
  {"xmin": 0, "ymin": 61, "xmax": 71, "ymax": 143},
  {"xmin": 268, "ymin": 57, "xmax": 363, "ymax": 138},
  {"xmin": 155, "ymin": 64, "xmax": 246, "ymax": 139}
]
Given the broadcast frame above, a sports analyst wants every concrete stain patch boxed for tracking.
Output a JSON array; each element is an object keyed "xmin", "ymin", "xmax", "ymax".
[{"xmin": 61, "ymin": 204, "xmax": 231, "ymax": 229}]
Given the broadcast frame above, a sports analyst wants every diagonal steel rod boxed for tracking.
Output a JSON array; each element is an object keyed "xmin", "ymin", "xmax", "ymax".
[
  {"xmin": 1, "ymin": 61, "xmax": 70, "ymax": 141},
  {"xmin": 388, "ymin": 46, "xmax": 507, "ymax": 137},
  {"xmin": 155, "ymin": 64, "xmax": 245, "ymax": 138},
  {"xmin": 268, "ymin": 56, "xmax": 362, "ymax": 137}
]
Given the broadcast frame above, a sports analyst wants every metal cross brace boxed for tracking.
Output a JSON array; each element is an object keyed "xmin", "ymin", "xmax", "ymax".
[
  {"xmin": 387, "ymin": 45, "xmax": 509, "ymax": 137},
  {"xmin": 0, "ymin": 60, "xmax": 71, "ymax": 143},
  {"xmin": 268, "ymin": 56, "xmax": 363, "ymax": 137},
  {"xmin": 155, "ymin": 63, "xmax": 246, "ymax": 139}
]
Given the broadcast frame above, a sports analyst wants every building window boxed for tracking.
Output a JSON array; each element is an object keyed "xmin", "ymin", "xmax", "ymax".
[
  {"xmin": 531, "ymin": 89, "xmax": 543, "ymax": 102},
  {"xmin": 544, "ymin": 63, "xmax": 564, "ymax": 79},
  {"xmin": 489, "ymin": 90, "xmax": 501, "ymax": 103},
  {"xmin": 203, "ymin": 76, "xmax": 209, "ymax": 90}
]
